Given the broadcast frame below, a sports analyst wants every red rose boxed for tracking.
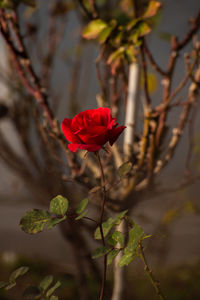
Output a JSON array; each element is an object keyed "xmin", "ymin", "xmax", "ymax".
[{"xmin": 61, "ymin": 107, "xmax": 126, "ymax": 152}]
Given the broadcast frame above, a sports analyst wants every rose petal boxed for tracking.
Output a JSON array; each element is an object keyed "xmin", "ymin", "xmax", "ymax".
[
  {"xmin": 68, "ymin": 143, "xmax": 102, "ymax": 152},
  {"xmin": 62, "ymin": 119, "xmax": 82, "ymax": 143},
  {"xmin": 108, "ymin": 126, "xmax": 126, "ymax": 145},
  {"xmin": 78, "ymin": 125, "xmax": 108, "ymax": 145}
]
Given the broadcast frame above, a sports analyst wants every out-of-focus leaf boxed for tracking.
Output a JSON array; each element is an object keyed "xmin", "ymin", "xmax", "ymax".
[
  {"xmin": 111, "ymin": 231, "xmax": 124, "ymax": 247},
  {"xmin": 143, "ymin": 1, "xmax": 161, "ymax": 19},
  {"xmin": 76, "ymin": 198, "xmax": 88, "ymax": 214},
  {"xmin": 117, "ymin": 161, "xmax": 132, "ymax": 177},
  {"xmin": 162, "ymin": 208, "xmax": 180, "ymax": 225},
  {"xmin": 49, "ymin": 195, "xmax": 68, "ymax": 216},
  {"xmin": 92, "ymin": 246, "xmax": 111, "ymax": 259},
  {"xmin": 75, "ymin": 209, "xmax": 88, "ymax": 220},
  {"xmin": 20, "ymin": 209, "xmax": 51, "ymax": 234},
  {"xmin": 46, "ymin": 281, "xmax": 61, "ymax": 297},
  {"xmin": 118, "ymin": 252, "xmax": 137, "ymax": 267},
  {"xmin": 107, "ymin": 46, "xmax": 125, "ymax": 64},
  {"xmin": 107, "ymin": 249, "xmax": 121, "ymax": 265},
  {"xmin": 98, "ymin": 19, "xmax": 117, "ymax": 44},
  {"xmin": 39, "ymin": 275, "xmax": 53, "ymax": 292},
  {"xmin": 127, "ymin": 18, "xmax": 141, "ymax": 30},
  {"xmin": 89, "ymin": 186, "xmax": 101, "ymax": 194},
  {"xmin": 9, "ymin": 266, "xmax": 29, "ymax": 283},
  {"xmin": 140, "ymin": 72, "xmax": 158, "ymax": 94},
  {"xmin": 82, "ymin": 19, "xmax": 108, "ymax": 39}
]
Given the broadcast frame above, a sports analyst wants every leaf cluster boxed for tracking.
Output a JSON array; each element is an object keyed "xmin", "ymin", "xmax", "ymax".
[
  {"xmin": 82, "ymin": 1, "xmax": 161, "ymax": 64},
  {"xmin": 93, "ymin": 212, "xmax": 151, "ymax": 267},
  {"xmin": 20, "ymin": 195, "xmax": 68, "ymax": 234},
  {"xmin": 23, "ymin": 275, "xmax": 60, "ymax": 300}
]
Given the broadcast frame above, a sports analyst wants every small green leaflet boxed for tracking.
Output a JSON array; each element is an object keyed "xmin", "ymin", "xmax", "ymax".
[
  {"xmin": 117, "ymin": 161, "xmax": 132, "ymax": 177},
  {"xmin": 94, "ymin": 210, "xmax": 128, "ymax": 240},
  {"xmin": 76, "ymin": 198, "xmax": 88, "ymax": 214},
  {"xmin": 20, "ymin": 210, "xmax": 51, "ymax": 234},
  {"xmin": 46, "ymin": 281, "xmax": 61, "ymax": 297},
  {"xmin": 92, "ymin": 246, "xmax": 111, "ymax": 259},
  {"xmin": 39, "ymin": 275, "xmax": 53, "ymax": 292},
  {"xmin": 82, "ymin": 19, "xmax": 108, "ymax": 40},
  {"xmin": 49, "ymin": 195, "xmax": 68, "ymax": 216},
  {"xmin": 107, "ymin": 249, "xmax": 121, "ymax": 265}
]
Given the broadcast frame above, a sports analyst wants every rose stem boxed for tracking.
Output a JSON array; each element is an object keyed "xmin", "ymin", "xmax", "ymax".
[
  {"xmin": 139, "ymin": 242, "xmax": 166, "ymax": 300},
  {"xmin": 96, "ymin": 151, "xmax": 107, "ymax": 300}
]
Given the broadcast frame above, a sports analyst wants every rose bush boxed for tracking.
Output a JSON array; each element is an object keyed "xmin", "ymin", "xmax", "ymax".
[{"xmin": 61, "ymin": 107, "xmax": 126, "ymax": 152}]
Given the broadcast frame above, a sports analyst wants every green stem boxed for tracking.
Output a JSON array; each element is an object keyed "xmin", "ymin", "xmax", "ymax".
[
  {"xmin": 96, "ymin": 151, "xmax": 107, "ymax": 300},
  {"xmin": 139, "ymin": 242, "xmax": 166, "ymax": 300}
]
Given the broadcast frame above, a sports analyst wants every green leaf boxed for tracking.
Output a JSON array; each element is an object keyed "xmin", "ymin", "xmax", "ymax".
[
  {"xmin": 142, "ymin": 1, "xmax": 161, "ymax": 19},
  {"xmin": 125, "ymin": 225, "xmax": 145, "ymax": 253},
  {"xmin": 82, "ymin": 19, "xmax": 108, "ymax": 40},
  {"xmin": 117, "ymin": 161, "xmax": 132, "ymax": 177},
  {"xmin": 20, "ymin": 209, "xmax": 51, "ymax": 234},
  {"xmin": 49, "ymin": 195, "xmax": 68, "ymax": 216},
  {"xmin": 118, "ymin": 252, "xmax": 137, "ymax": 267},
  {"xmin": 127, "ymin": 18, "xmax": 141, "ymax": 30},
  {"xmin": 0, "ymin": 281, "xmax": 8, "ymax": 289},
  {"xmin": 107, "ymin": 249, "xmax": 121, "ymax": 265},
  {"xmin": 98, "ymin": 19, "xmax": 117, "ymax": 44},
  {"xmin": 94, "ymin": 210, "xmax": 128, "ymax": 240},
  {"xmin": 107, "ymin": 235, "xmax": 118, "ymax": 246},
  {"xmin": 39, "ymin": 275, "xmax": 53, "ymax": 292},
  {"xmin": 46, "ymin": 281, "xmax": 61, "ymax": 297},
  {"xmin": 137, "ymin": 22, "xmax": 151, "ymax": 37},
  {"xmin": 92, "ymin": 246, "xmax": 111, "ymax": 259},
  {"xmin": 111, "ymin": 231, "xmax": 124, "ymax": 247},
  {"xmin": 107, "ymin": 46, "xmax": 125, "ymax": 65},
  {"xmin": 23, "ymin": 286, "xmax": 41, "ymax": 298},
  {"xmin": 9, "ymin": 266, "xmax": 29, "ymax": 283},
  {"xmin": 76, "ymin": 198, "xmax": 88, "ymax": 214},
  {"xmin": 47, "ymin": 216, "xmax": 66, "ymax": 230},
  {"xmin": 75, "ymin": 209, "xmax": 88, "ymax": 220}
]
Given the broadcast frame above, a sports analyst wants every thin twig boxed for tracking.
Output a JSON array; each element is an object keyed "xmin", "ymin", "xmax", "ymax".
[
  {"xmin": 139, "ymin": 242, "xmax": 166, "ymax": 300},
  {"xmin": 96, "ymin": 151, "xmax": 107, "ymax": 300}
]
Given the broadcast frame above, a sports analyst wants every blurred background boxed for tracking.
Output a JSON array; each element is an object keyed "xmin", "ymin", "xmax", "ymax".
[{"xmin": 0, "ymin": 0, "xmax": 200, "ymax": 299}]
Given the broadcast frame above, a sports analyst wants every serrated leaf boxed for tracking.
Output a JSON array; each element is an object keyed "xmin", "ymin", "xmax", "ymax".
[
  {"xmin": 143, "ymin": 1, "xmax": 161, "ymax": 19},
  {"xmin": 23, "ymin": 286, "xmax": 41, "ymax": 298},
  {"xmin": 112, "ymin": 231, "xmax": 124, "ymax": 247},
  {"xmin": 92, "ymin": 246, "xmax": 111, "ymax": 259},
  {"xmin": 94, "ymin": 210, "xmax": 128, "ymax": 240},
  {"xmin": 118, "ymin": 252, "xmax": 137, "ymax": 267},
  {"xmin": 107, "ymin": 249, "xmax": 121, "ymax": 265},
  {"xmin": 20, "ymin": 209, "xmax": 51, "ymax": 234},
  {"xmin": 75, "ymin": 209, "xmax": 88, "ymax": 220},
  {"xmin": 46, "ymin": 281, "xmax": 61, "ymax": 297},
  {"xmin": 9, "ymin": 266, "xmax": 29, "ymax": 283},
  {"xmin": 39, "ymin": 275, "xmax": 53, "ymax": 292},
  {"xmin": 82, "ymin": 19, "xmax": 108, "ymax": 40},
  {"xmin": 0, "ymin": 281, "xmax": 8, "ymax": 289},
  {"xmin": 47, "ymin": 216, "xmax": 66, "ymax": 230},
  {"xmin": 76, "ymin": 198, "xmax": 88, "ymax": 214},
  {"xmin": 117, "ymin": 161, "xmax": 132, "ymax": 177},
  {"xmin": 49, "ymin": 195, "xmax": 68, "ymax": 216}
]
